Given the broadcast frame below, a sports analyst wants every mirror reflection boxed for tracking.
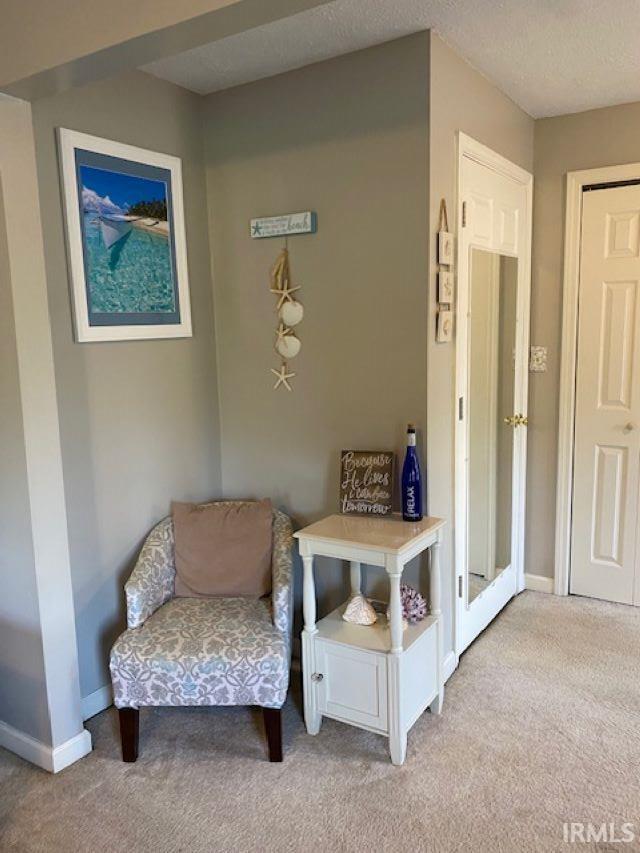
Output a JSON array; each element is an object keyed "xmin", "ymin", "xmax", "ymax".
[{"xmin": 467, "ymin": 249, "xmax": 518, "ymax": 603}]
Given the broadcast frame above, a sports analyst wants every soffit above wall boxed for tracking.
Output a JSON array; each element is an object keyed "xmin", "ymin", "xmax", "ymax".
[
  {"xmin": 0, "ymin": 0, "xmax": 333, "ymax": 100},
  {"xmin": 142, "ymin": 0, "xmax": 640, "ymax": 118}
]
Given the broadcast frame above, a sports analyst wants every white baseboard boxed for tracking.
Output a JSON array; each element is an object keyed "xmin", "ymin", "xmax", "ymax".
[
  {"xmin": 0, "ymin": 720, "xmax": 52, "ymax": 770},
  {"xmin": 525, "ymin": 572, "xmax": 554, "ymax": 594},
  {"xmin": 51, "ymin": 729, "xmax": 92, "ymax": 773},
  {"xmin": 442, "ymin": 650, "xmax": 458, "ymax": 682},
  {"xmin": 0, "ymin": 719, "xmax": 92, "ymax": 773},
  {"xmin": 82, "ymin": 684, "xmax": 113, "ymax": 720}
]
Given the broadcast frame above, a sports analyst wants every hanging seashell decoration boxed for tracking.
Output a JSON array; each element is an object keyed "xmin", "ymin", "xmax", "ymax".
[
  {"xmin": 269, "ymin": 248, "xmax": 303, "ymax": 390},
  {"xmin": 279, "ymin": 299, "xmax": 304, "ymax": 327},
  {"xmin": 276, "ymin": 333, "xmax": 301, "ymax": 360},
  {"xmin": 343, "ymin": 593, "xmax": 378, "ymax": 626}
]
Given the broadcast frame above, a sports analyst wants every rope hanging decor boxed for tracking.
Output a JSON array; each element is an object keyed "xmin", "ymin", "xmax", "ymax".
[
  {"xmin": 269, "ymin": 247, "xmax": 304, "ymax": 390},
  {"xmin": 436, "ymin": 198, "xmax": 454, "ymax": 342},
  {"xmin": 438, "ymin": 198, "xmax": 449, "ymax": 233}
]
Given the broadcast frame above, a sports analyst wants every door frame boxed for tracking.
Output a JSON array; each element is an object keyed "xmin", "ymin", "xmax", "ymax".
[
  {"xmin": 454, "ymin": 133, "xmax": 533, "ymax": 655},
  {"xmin": 554, "ymin": 162, "xmax": 640, "ymax": 595}
]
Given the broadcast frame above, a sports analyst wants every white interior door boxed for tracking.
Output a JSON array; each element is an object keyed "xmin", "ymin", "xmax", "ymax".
[
  {"xmin": 455, "ymin": 135, "xmax": 533, "ymax": 655},
  {"xmin": 570, "ymin": 184, "xmax": 640, "ymax": 605}
]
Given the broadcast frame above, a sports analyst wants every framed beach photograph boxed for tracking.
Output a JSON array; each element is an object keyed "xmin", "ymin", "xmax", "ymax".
[{"xmin": 58, "ymin": 129, "xmax": 192, "ymax": 342}]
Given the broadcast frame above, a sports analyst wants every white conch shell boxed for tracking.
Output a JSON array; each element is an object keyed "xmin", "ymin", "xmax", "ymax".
[
  {"xmin": 343, "ymin": 594, "xmax": 377, "ymax": 626},
  {"xmin": 279, "ymin": 299, "xmax": 304, "ymax": 327},
  {"xmin": 275, "ymin": 334, "xmax": 301, "ymax": 359}
]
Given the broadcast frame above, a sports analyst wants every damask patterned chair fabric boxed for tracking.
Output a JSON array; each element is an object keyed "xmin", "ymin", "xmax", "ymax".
[
  {"xmin": 110, "ymin": 505, "xmax": 293, "ymax": 711},
  {"xmin": 125, "ymin": 516, "xmax": 175, "ymax": 629}
]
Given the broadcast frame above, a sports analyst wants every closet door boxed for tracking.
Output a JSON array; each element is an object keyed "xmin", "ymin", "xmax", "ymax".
[
  {"xmin": 455, "ymin": 135, "xmax": 533, "ymax": 655},
  {"xmin": 570, "ymin": 184, "xmax": 640, "ymax": 605}
]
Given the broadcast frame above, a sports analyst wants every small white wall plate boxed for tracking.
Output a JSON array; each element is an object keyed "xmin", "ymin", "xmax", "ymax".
[{"xmin": 529, "ymin": 345, "xmax": 547, "ymax": 373}]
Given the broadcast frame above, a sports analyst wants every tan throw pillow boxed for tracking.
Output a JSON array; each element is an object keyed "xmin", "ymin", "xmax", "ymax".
[{"xmin": 172, "ymin": 499, "xmax": 273, "ymax": 598}]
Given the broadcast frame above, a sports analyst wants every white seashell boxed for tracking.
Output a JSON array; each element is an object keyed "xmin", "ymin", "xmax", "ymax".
[
  {"xmin": 275, "ymin": 334, "xmax": 301, "ymax": 360},
  {"xmin": 279, "ymin": 299, "xmax": 304, "ymax": 327},
  {"xmin": 343, "ymin": 594, "xmax": 378, "ymax": 626}
]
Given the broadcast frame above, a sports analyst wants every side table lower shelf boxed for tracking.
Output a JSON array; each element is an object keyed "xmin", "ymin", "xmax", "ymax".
[{"xmin": 302, "ymin": 603, "xmax": 442, "ymax": 763}]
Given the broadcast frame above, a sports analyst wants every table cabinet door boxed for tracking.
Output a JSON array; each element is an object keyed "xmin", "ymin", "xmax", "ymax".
[{"xmin": 315, "ymin": 640, "xmax": 388, "ymax": 733}]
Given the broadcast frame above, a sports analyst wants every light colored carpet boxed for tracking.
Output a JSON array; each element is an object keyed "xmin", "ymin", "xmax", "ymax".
[{"xmin": 1, "ymin": 591, "xmax": 639, "ymax": 853}]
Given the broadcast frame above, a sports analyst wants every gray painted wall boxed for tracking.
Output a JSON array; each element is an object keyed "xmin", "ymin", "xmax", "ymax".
[
  {"xmin": 428, "ymin": 33, "xmax": 534, "ymax": 651},
  {"xmin": 0, "ymin": 32, "xmax": 564, "ymax": 734},
  {"xmin": 0, "ymin": 92, "xmax": 82, "ymax": 750},
  {"xmin": 31, "ymin": 71, "xmax": 223, "ymax": 701},
  {"xmin": 203, "ymin": 34, "xmax": 430, "ymax": 624},
  {"xmin": 0, "ymin": 178, "xmax": 50, "ymax": 743},
  {"xmin": 530, "ymin": 101, "xmax": 640, "ymax": 579}
]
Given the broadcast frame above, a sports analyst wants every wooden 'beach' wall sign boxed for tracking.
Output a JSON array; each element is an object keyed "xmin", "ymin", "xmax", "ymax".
[
  {"xmin": 340, "ymin": 450, "xmax": 394, "ymax": 516},
  {"xmin": 250, "ymin": 211, "xmax": 317, "ymax": 239}
]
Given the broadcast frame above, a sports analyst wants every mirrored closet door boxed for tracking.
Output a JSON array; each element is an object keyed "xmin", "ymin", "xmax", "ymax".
[
  {"xmin": 455, "ymin": 134, "xmax": 533, "ymax": 654},
  {"xmin": 467, "ymin": 250, "xmax": 517, "ymax": 604}
]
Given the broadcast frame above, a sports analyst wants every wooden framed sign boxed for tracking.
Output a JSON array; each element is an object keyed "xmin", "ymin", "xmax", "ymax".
[
  {"xmin": 250, "ymin": 211, "xmax": 317, "ymax": 239},
  {"xmin": 340, "ymin": 450, "xmax": 394, "ymax": 516}
]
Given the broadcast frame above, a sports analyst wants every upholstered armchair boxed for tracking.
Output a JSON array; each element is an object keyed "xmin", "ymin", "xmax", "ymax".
[{"xmin": 109, "ymin": 502, "xmax": 293, "ymax": 762}]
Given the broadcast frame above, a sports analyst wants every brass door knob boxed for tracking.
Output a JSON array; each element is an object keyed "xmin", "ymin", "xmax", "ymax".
[
  {"xmin": 503, "ymin": 415, "xmax": 517, "ymax": 427},
  {"xmin": 516, "ymin": 414, "xmax": 529, "ymax": 426}
]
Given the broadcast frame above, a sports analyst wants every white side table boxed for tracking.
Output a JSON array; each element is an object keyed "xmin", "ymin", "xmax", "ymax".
[{"xmin": 294, "ymin": 513, "xmax": 445, "ymax": 765}]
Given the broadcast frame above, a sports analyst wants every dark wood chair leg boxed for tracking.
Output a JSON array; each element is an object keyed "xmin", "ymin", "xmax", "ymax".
[
  {"xmin": 119, "ymin": 708, "xmax": 139, "ymax": 762},
  {"xmin": 263, "ymin": 707, "xmax": 283, "ymax": 762}
]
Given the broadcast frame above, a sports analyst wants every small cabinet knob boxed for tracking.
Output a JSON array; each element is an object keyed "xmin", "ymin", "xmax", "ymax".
[
  {"xmin": 311, "ymin": 672, "xmax": 323, "ymax": 682},
  {"xmin": 623, "ymin": 422, "xmax": 636, "ymax": 434}
]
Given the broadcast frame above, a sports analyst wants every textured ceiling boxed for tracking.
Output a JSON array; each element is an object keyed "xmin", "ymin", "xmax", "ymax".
[{"xmin": 142, "ymin": 0, "xmax": 640, "ymax": 118}]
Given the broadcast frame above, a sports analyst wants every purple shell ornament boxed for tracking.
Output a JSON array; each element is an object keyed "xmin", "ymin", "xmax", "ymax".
[{"xmin": 400, "ymin": 584, "xmax": 428, "ymax": 624}]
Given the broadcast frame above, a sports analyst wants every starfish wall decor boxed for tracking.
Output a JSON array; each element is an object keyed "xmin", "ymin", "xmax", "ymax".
[
  {"xmin": 270, "ymin": 279, "xmax": 301, "ymax": 310},
  {"xmin": 270, "ymin": 362, "xmax": 296, "ymax": 391},
  {"xmin": 275, "ymin": 322, "xmax": 293, "ymax": 344},
  {"xmin": 268, "ymin": 248, "xmax": 304, "ymax": 391}
]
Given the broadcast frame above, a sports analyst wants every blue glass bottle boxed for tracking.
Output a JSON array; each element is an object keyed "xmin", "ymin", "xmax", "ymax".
[{"xmin": 402, "ymin": 423, "xmax": 423, "ymax": 522}]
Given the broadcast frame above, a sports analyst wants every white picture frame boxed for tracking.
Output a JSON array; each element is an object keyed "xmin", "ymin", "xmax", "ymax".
[{"xmin": 58, "ymin": 128, "xmax": 192, "ymax": 342}]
